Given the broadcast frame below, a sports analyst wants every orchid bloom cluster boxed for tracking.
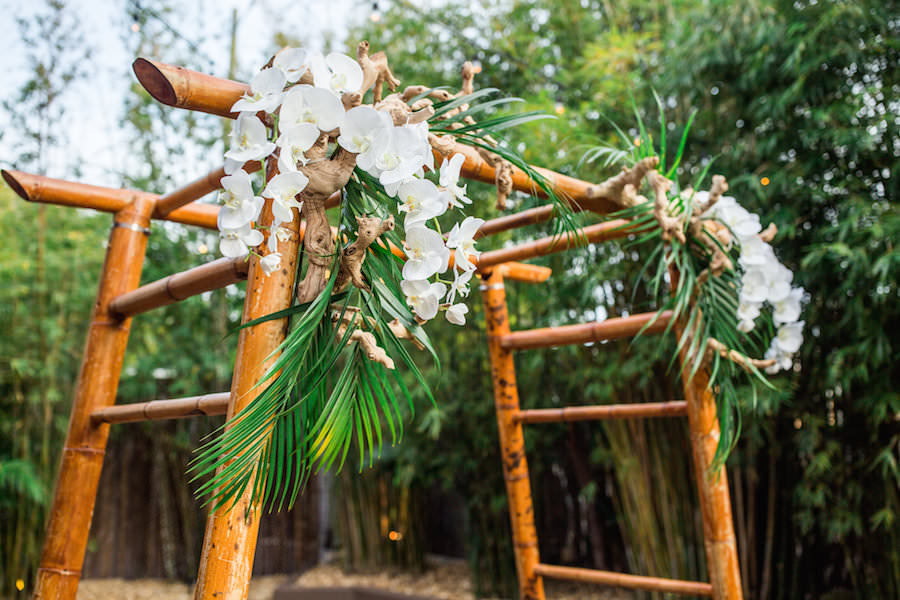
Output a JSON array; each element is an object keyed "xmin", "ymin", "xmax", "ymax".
[
  {"xmin": 215, "ymin": 46, "xmax": 484, "ymax": 326},
  {"xmin": 699, "ymin": 195, "xmax": 805, "ymax": 373}
]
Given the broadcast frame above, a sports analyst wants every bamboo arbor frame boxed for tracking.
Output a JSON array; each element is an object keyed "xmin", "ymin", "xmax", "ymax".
[{"xmin": 3, "ymin": 56, "xmax": 743, "ymax": 600}]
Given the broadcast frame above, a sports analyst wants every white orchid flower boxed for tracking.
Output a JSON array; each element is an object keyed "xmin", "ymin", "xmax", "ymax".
[
  {"xmin": 262, "ymin": 172, "xmax": 308, "ymax": 223},
  {"xmin": 280, "ymin": 84, "xmax": 345, "ymax": 132},
  {"xmin": 446, "ymin": 268, "xmax": 473, "ymax": 304},
  {"xmin": 273, "ymin": 47, "xmax": 309, "ymax": 83},
  {"xmin": 701, "ymin": 194, "xmax": 737, "ymax": 219},
  {"xmin": 231, "ymin": 68, "xmax": 286, "ymax": 114},
  {"xmin": 260, "ymin": 252, "xmax": 282, "ymax": 275},
  {"xmin": 217, "ymin": 169, "xmax": 264, "ymax": 230},
  {"xmin": 446, "ymin": 216, "xmax": 485, "ymax": 272},
  {"xmin": 310, "ymin": 51, "xmax": 363, "ymax": 96},
  {"xmin": 402, "ymin": 226, "xmax": 450, "ymax": 280},
  {"xmin": 736, "ymin": 298, "xmax": 762, "ymax": 333},
  {"xmin": 397, "ymin": 179, "xmax": 446, "ymax": 228},
  {"xmin": 446, "ymin": 303, "xmax": 469, "ymax": 326},
  {"xmin": 337, "ymin": 106, "xmax": 393, "ymax": 172},
  {"xmin": 277, "ymin": 123, "xmax": 320, "ymax": 173},
  {"xmin": 266, "ymin": 221, "xmax": 294, "ymax": 252},
  {"xmin": 219, "ymin": 222, "xmax": 264, "ymax": 258},
  {"xmin": 774, "ymin": 321, "xmax": 804, "ymax": 354},
  {"xmin": 225, "ymin": 115, "xmax": 276, "ymax": 164},
  {"xmin": 439, "ymin": 153, "xmax": 470, "ymax": 207},
  {"xmin": 400, "ymin": 279, "xmax": 446, "ymax": 321},
  {"xmin": 738, "ymin": 236, "xmax": 776, "ymax": 268},
  {"xmin": 764, "ymin": 263, "xmax": 793, "ymax": 303},
  {"xmin": 764, "ymin": 344, "xmax": 794, "ymax": 374},
  {"xmin": 740, "ymin": 268, "xmax": 768, "ymax": 304},
  {"xmin": 717, "ymin": 201, "xmax": 761, "ymax": 241},
  {"xmin": 376, "ymin": 126, "xmax": 430, "ymax": 186},
  {"xmin": 773, "ymin": 287, "xmax": 804, "ymax": 325}
]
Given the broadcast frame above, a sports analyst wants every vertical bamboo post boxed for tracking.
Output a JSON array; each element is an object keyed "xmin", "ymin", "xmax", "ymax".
[
  {"xmin": 678, "ymin": 345, "xmax": 744, "ymax": 599},
  {"xmin": 480, "ymin": 268, "xmax": 545, "ymax": 600},
  {"xmin": 193, "ymin": 159, "xmax": 302, "ymax": 600},
  {"xmin": 33, "ymin": 196, "xmax": 155, "ymax": 600}
]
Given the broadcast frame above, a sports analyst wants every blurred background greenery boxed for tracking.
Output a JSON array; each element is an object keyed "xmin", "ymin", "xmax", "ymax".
[{"xmin": 1, "ymin": 1, "xmax": 897, "ymax": 598}]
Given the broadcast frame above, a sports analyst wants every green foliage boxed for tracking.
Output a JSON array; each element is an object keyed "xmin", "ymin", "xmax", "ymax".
[{"xmin": 351, "ymin": 1, "xmax": 900, "ymax": 597}]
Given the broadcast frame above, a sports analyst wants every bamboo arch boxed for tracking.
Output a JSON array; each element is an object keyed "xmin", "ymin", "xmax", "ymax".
[{"xmin": 4, "ymin": 54, "xmax": 743, "ymax": 600}]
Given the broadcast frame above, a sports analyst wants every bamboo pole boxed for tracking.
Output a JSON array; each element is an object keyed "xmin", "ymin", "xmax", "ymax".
[
  {"xmin": 109, "ymin": 257, "xmax": 250, "ymax": 317},
  {"xmin": 153, "ymin": 161, "xmax": 261, "ymax": 217},
  {"xmin": 32, "ymin": 196, "xmax": 155, "ymax": 600},
  {"xmin": 476, "ymin": 204, "xmax": 560, "ymax": 239},
  {"xmin": 477, "ymin": 220, "xmax": 635, "ymax": 268},
  {"xmin": 90, "ymin": 393, "xmax": 230, "ymax": 425},
  {"xmin": 500, "ymin": 311, "xmax": 672, "ymax": 351},
  {"xmin": 192, "ymin": 159, "xmax": 300, "ymax": 600},
  {"xmin": 534, "ymin": 563, "xmax": 713, "ymax": 596},
  {"xmin": 131, "ymin": 59, "xmax": 634, "ymax": 215},
  {"xmin": 480, "ymin": 268, "xmax": 545, "ymax": 600},
  {"xmin": 3, "ymin": 169, "xmax": 220, "ymax": 230},
  {"xmin": 679, "ymin": 349, "xmax": 744, "ymax": 599},
  {"xmin": 514, "ymin": 401, "xmax": 688, "ymax": 424}
]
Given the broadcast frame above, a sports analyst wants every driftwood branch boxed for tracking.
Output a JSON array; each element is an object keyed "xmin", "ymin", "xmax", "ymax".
[{"xmin": 335, "ymin": 215, "xmax": 395, "ymax": 293}]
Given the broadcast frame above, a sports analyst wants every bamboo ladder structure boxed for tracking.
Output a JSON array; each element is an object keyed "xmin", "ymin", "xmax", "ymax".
[{"xmin": 3, "ymin": 56, "xmax": 741, "ymax": 600}]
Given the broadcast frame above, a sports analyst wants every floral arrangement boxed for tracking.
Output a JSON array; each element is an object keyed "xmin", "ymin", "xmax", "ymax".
[
  {"xmin": 216, "ymin": 46, "xmax": 486, "ymax": 326},
  {"xmin": 191, "ymin": 42, "xmax": 564, "ymax": 509},
  {"xmin": 585, "ymin": 109, "xmax": 806, "ymax": 460}
]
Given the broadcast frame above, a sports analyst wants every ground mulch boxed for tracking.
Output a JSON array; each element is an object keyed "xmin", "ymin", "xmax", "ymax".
[{"xmin": 77, "ymin": 559, "xmax": 630, "ymax": 599}]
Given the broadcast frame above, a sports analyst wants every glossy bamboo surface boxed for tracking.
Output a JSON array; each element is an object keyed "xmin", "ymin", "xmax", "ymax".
[
  {"xmin": 477, "ymin": 220, "xmax": 634, "ymax": 268},
  {"xmin": 192, "ymin": 161, "xmax": 301, "ymax": 600},
  {"xmin": 3, "ymin": 169, "xmax": 220, "ymax": 229},
  {"xmin": 481, "ymin": 269, "xmax": 545, "ymax": 600},
  {"xmin": 514, "ymin": 401, "xmax": 688, "ymax": 424},
  {"xmin": 90, "ymin": 393, "xmax": 230, "ymax": 424},
  {"xmin": 131, "ymin": 59, "xmax": 636, "ymax": 215},
  {"xmin": 109, "ymin": 257, "xmax": 250, "ymax": 317},
  {"xmin": 153, "ymin": 162, "xmax": 260, "ymax": 217},
  {"xmin": 500, "ymin": 311, "xmax": 672, "ymax": 351},
  {"xmin": 534, "ymin": 564, "xmax": 713, "ymax": 596},
  {"xmin": 33, "ymin": 197, "xmax": 155, "ymax": 600},
  {"xmin": 679, "ymin": 344, "xmax": 744, "ymax": 599}
]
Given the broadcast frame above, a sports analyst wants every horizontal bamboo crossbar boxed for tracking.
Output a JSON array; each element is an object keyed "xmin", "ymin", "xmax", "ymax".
[
  {"xmin": 90, "ymin": 393, "xmax": 230, "ymax": 425},
  {"xmin": 533, "ymin": 563, "xmax": 713, "ymax": 596},
  {"xmin": 132, "ymin": 59, "xmax": 642, "ymax": 215},
  {"xmin": 153, "ymin": 161, "xmax": 261, "ymax": 217},
  {"xmin": 477, "ymin": 220, "xmax": 636, "ymax": 268},
  {"xmin": 514, "ymin": 401, "xmax": 688, "ymax": 424},
  {"xmin": 500, "ymin": 311, "xmax": 672, "ymax": 350},
  {"xmin": 107, "ymin": 250, "xmax": 550, "ymax": 319},
  {"xmin": 3, "ymin": 169, "xmax": 220, "ymax": 229},
  {"xmin": 3, "ymin": 169, "xmax": 348, "ymax": 231},
  {"xmin": 109, "ymin": 257, "xmax": 250, "ymax": 317}
]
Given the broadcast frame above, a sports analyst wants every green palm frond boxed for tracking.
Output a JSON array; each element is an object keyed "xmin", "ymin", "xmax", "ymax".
[{"xmin": 426, "ymin": 90, "xmax": 584, "ymax": 244}]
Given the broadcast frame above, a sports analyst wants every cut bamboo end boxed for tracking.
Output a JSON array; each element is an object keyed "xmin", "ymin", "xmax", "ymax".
[
  {"xmin": 514, "ymin": 401, "xmax": 688, "ymax": 424},
  {"xmin": 500, "ymin": 310, "xmax": 672, "ymax": 350},
  {"xmin": 534, "ymin": 563, "xmax": 713, "ymax": 596},
  {"xmin": 2, "ymin": 169, "xmax": 29, "ymax": 201},
  {"xmin": 90, "ymin": 393, "xmax": 231, "ymax": 425},
  {"xmin": 109, "ymin": 257, "xmax": 250, "ymax": 318},
  {"xmin": 133, "ymin": 57, "xmax": 248, "ymax": 118},
  {"xmin": 477, "ymin": 220, "xmax": 638, "ymax": 268}
]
